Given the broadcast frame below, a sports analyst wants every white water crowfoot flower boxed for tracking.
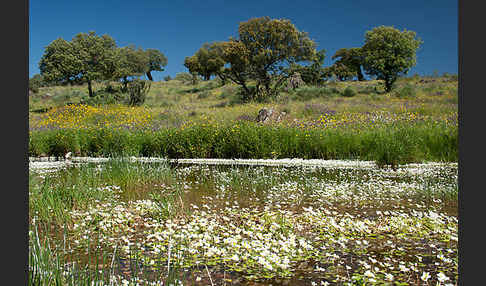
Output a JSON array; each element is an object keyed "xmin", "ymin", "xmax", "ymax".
[
  {"xmin": 437, "ymin": 272, "xmax": 450, "ymax": 282},
  {"xmin": 363, "ymin": 270, "xmax": 376, "ymax": 281},
  {"xmin": 399, "ymin": 264, "xmax": 410, "ymax": 272},
  {"xmin": 421, "ymin": 271, "xmax": 431, "ymax": 282}
]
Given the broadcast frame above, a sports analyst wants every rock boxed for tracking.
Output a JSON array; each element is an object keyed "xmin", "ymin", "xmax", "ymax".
[
  {"xmin": 256, "ymin": 108, "xmax": 274, "ymax": 123},
  {"xmin": 255, "ymin": 108, "xmax": 286, "ymax": 123},
  {"xmin": 286, "ymin": 72, "xmax": 304, "ymax": 91}
]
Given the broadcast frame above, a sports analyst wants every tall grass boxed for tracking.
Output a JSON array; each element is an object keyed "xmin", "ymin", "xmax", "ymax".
[
  {"xmin": 29, "ymin": 159, "xmax": 177, "ymax": 224},
  {"xmin": 29, "ymin": 121, "xmax": 457, "ymax": 166},
  {"xmin": 29, "ymin": 222, "xmax": 185, "ymax": 286},
  {"xmin": 29, "ymin": 223, "xmax": 116, "ymax": 286},
  {"xmin": 29, "ymin": 160, "xmax": 186, "ymax": 285}
]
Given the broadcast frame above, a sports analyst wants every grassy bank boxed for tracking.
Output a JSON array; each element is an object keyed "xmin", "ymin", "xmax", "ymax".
[{"xmin": 29, "ymin": 119, "xmax": 457, "ymax": 167}]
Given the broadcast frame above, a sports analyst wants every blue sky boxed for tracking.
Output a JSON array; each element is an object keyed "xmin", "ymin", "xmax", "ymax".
[{"xmin": 29, "ymin": 0, "xmax": 457, "ymax": 81}]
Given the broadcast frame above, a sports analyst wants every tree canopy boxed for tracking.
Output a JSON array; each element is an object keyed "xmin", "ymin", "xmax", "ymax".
[
  {"xmin": 361, "ymin": 26, "xmax": 422, "ymax": 92},
  {"xmin": 184, "ymin": 42, "xmax": 226, "ymax": 82},
  {"xmin": 37, "ymin": 22, "xmax": 424, "ymax": 101},
  {"xmin": 39, "ymin": 31, "xmax": 168, "ymax": 97},
  {"xmin": 237, "ymin": 17, "xmax": 317, "ymax": 99},
  {"xmin": 290, "ymin": 49, "xmax": 327, "ymax": 85},
  {"xmin": 211, "ymin": 17, "xmax": 317, "ymax": 101},
  {"xmin": 39, "ymin": 37, "xmax": 82, "ymax": 86},
  {"xmin": 331, "ymin": 47, "xmax": 365, "ymax": 81},
  {"xmin": 326, "ymin": 62, "xmax": 356, "ymax": 81},
  {"xmin": 145, "ymin": 49, "xmax": 167, "ymax": 81},
  {"xmin": 71, "ymin": 31, "xmax": 118, "ymax": 96},
  {"xmin": 113, "ymin": 45, "xmax": 149, "ymax": 85},
  {"xmin": 219, "ymin": 40, "xmax": 253, "ymax": 98},
  {"xmin": 40, "ymin": 31, "xmax": 118, "ymax": 97}
]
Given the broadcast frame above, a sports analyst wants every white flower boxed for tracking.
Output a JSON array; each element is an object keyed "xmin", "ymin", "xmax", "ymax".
[
  {"xmin": 399, "ymin": 264, "xmax": 409, "ymax": 272},
  {"xmin": 364, "ymin": 270, "xmax": 375, "ymax": 278},
  {"xmin": 385, "ymin": 273, "xmax": 394, "ymax": 281},
  {"xmin": 437, "ymin": 272, "xmax": 450, "ymax": 282},
  {"xmin": 421, "ymin": 271, "xmax": 431, "ymax": 282}
]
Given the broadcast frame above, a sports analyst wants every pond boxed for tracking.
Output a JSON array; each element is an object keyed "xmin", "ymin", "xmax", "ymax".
[{"xmin": 29, "ymin": 158, "xmax": 458, "ymax": 285}]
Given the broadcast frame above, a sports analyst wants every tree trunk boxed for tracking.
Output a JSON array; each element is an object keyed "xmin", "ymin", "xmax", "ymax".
[
  {"xmin": 264, "ymin": 81, "xmax": 271, "ymax": 99},
  {"xmin": 217, "ymin": 74, "xmax": 227, "ymax": 86},
  {"xmin": 357, "ymin": 67, "xmax": 365, "ymax": 81},
  {"xmin": 146, "ymin": 71, "xmax": 153, "ymax": 81},
  {"xmin": 241, "ymin": 82, "xmax": 251, "ymax": 100},
  {"xmin": 122, "ymin": 77, "xmax": 128, "ymax": 92},
  {"xmin": 88, "ymin": 80, "xmax": 94, "ymax": 97},
  {"xmin": 384, "ymin": 77, "xmax": 395, "ymax": 92}
]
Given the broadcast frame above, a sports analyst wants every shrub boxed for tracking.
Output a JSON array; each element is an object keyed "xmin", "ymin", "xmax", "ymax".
[
  {"xmin": 219, "ymin": 86, "xmax": 238, "ymax": 99},
  {"xmin": 174, "ymin": 72, "xmax": 193, "ymax": 84},
  {"xmin": 185, "ymin": 81, "xmax": 219, "ymax": 94},
  {"xmin": 197, "ymin": 91, "xmax": 211, "ymax": 99},
  {"xmin": 80, "ymin": 91, "xmax": 120, "ymax": 106},
  {"xmin": 359, "ymin": 85, "xmax": 377, "ymax": 95},
  {"xmin": 51, "ymin": 92, "xmax": 71, "ymax": 106},
  {"xmin": 228, "ymin": 93, "xmax": 245, "ymax": 106},
  {"xmin": 341, "ymin": 86, "xmax": 357, "ymax": 97},
  {"xmin": 394, "ymin": 84, "xmax": 417, "ymax": 98},
  {"xmin": 163, "ymin": 75, "xmax": 172, "ymax": 81},
  {"xmin": 29, "ymin": 74, "xmax": 45, "ymax": 94},
  {"xmin": 128, "ymin": 79, "xmax": 151, "ymax": 106},
  {"xmin": 29, "ymin": 84, "xmax": 40, "ymax": 94},
  {"xmin": 291, "ymin": 86, "xmax": 339, "ymax": 100},
  {"xmin": 190, "ymin": 72, "xmax": 200, "ymax": 85},
  {"xmin": 212, "ymin": 101, "xmax": 229, "ymax": 108}
]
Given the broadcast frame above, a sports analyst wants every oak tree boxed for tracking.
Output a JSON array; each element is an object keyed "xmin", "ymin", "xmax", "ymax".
[
  {"xmin": 331, "ymin": 47, "xmax": 365, "ymax": 81},
  {"xmin": 184, "ymin": 42, "xmax": 226, "ymax": 82},
  {"xmin": 361, "ymin": 26, "xmax": 422, "ymax": 92},
  {"xmin": 236, "ymin": 17, "xmax": 317, "ymax": 99},
  {"xmin": 113, "ymin": 45, "xmax": 149, "ymax": 90},
  {"xmin": 144, "ymin": 49, "xmax": 167, "ymax": 81},
  {"xmin": 71, "ymin": 31, "xmax": 118, "ymax": 97},
  {"xmin": 40, "ymin": 31, "xmax": 118, "ymax": 97}
]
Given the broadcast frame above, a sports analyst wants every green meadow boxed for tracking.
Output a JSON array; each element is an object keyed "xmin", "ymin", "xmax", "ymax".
[{"xmin": 29, "ymin": 75, "xmax": 457, "ymax": 167}]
